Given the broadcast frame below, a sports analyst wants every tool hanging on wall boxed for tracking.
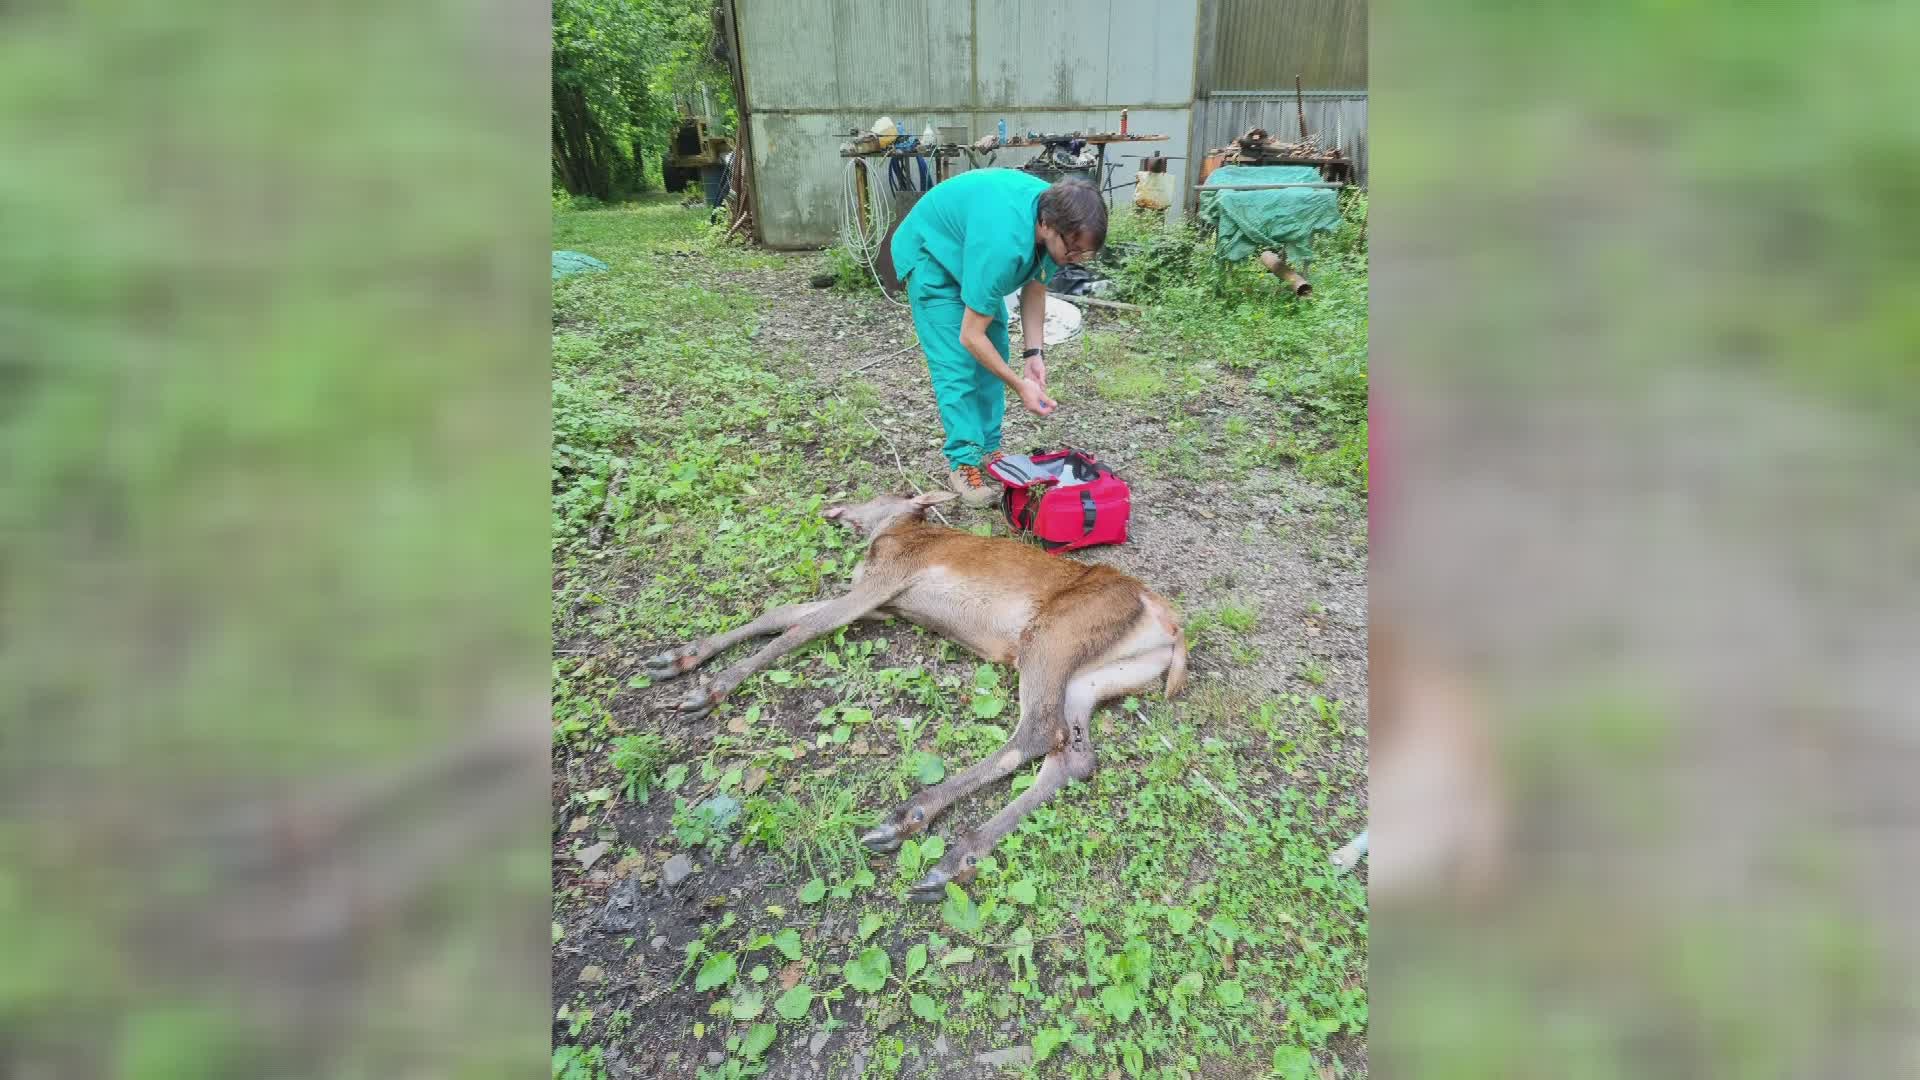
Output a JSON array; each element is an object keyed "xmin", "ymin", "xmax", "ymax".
[{"xmin": 886, "ymin": 142, "xmax": 933, "ymax": 193}]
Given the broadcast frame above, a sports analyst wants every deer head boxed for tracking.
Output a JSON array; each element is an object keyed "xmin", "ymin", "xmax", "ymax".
[{"xmin": 822, "ymin": 490, "xmax": 957, "ymax": 537}]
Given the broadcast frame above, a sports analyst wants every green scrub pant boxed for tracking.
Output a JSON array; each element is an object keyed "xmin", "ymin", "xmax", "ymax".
[{"xmin": 906, "ymin": 271, "xmax": 1009, "ymax": 470}]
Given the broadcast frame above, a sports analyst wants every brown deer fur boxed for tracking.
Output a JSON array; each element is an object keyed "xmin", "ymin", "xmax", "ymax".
[{"xmin": 644, "ymin": 490, "xmax": 1187, "ymax": 900}]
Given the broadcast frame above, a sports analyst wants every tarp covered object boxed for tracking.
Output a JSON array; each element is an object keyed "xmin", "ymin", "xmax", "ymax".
[
  {"xmin": 552, "ymin": 250, "xmax": 609, "ymax": 280},
  {"xmin": 1196, "ymin": 165, "xmax": 1343, "ymax": 266}
]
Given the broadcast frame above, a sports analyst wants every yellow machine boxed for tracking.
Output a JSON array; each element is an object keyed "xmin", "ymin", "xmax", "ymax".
[{"xmin": 664, "ymin": 115, "xmax": 733, "ymax": 194}]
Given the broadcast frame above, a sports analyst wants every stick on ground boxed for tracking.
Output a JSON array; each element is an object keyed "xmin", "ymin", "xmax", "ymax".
[
  {"xmin": 845, "ymin": 341, "xmax": 916, "ymax": 378},
  {"xmin": 860, "ymin": 410, "xmax": 953, "ymax": 528},
  {"xmin": 1161, "ymin": 734, "xmax": 1254, "ymax": 826}
]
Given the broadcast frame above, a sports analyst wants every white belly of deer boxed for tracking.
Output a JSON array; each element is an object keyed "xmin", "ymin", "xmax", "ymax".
[{"xmin": 888, "ymin": 568, "xmax": 1033, "ymax": 663}]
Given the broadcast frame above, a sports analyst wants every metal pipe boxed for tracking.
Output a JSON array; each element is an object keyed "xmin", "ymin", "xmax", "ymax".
[
  {"xmin": 1192, "ymin": 182, "xmax": 1345, "ymax": 191},
  {"xmin": 1259, "ymin": 250, "xmax": 1311, "ymax": 296}
]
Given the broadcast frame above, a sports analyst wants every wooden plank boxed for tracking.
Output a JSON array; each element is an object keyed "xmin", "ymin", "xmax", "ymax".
[{"xmin": 1051, "ymin": 293, "xmax": 1145, "ymax": 313}]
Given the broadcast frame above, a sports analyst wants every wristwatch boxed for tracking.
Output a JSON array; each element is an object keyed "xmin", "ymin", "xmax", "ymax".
[{"xmin": 1021, "ymin": 347, "xmax": 1042, "ymax": 359}]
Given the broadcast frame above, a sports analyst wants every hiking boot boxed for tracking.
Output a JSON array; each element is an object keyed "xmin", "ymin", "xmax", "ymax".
[{"xmin": 946, "ymin": 464, "xmax": 999, "ymax": 508}]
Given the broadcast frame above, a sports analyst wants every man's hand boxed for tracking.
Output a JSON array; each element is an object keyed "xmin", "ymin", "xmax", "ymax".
[
  {"xmin": 1017, "ymin": 377, "xmax": 1056, "ymax": 416},
  {"xmin": 1026, "ymin": 352, "xmax": 1048, "ymax": 392}
]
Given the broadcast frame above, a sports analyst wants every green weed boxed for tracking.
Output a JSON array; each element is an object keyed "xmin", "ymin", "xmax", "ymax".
[
  {"xmin": 552, "ymin": 198, "xmax": 1367, "ymax": 1080},
  {"xmin": 609, "ymin": 732, "xmax": 667, "ymax": 801}
]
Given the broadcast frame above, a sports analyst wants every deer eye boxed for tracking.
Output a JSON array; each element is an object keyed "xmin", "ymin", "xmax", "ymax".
[
  {"xmin": 910, "ymin": 808, "xmax": 924, "ymax": 823},
  {"xmin": 963, "ymin": 854, "xmax": 976, "ymax": 867}
]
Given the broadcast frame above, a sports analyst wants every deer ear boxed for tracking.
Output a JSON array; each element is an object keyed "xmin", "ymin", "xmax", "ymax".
[{"xmin": 912, "ymin": 491, "xmax": 959, "ymax": 509}]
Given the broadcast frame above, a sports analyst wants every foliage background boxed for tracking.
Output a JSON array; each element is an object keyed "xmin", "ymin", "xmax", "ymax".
[
  {"xmin": 1, "ymin": 0, "xmax": 550, "ymax": 1076},
  {"xmin": 552, "ymin": 0, "xmax": 738, "ymax": 200},
  {"xmin": 1373, "ymin": 2, "xmax": 1920, "ymax": 1077}
]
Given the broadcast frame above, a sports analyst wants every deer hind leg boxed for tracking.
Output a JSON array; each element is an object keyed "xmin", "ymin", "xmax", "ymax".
[
  {"xmin": 642, "ymin": 601, "xmax": 833, "ymax": 681},
  {"xmin": 905, "ymin": 605, "xmax": 1178, "ymax": 900},
  {"xmin": 861, "ymin": 650, "xmax": 1063, "ymax": 854},
  {"xmin": 903, "ymin": 684, "xmax": 1093, "ymax": 902},
  {"xmin": 1057, "ymin": 642, "xmax": 1181, "ymax": 779},
  {"xmin": 906, "ymin": 751, "xmax": 1074, "ymax": 903}
]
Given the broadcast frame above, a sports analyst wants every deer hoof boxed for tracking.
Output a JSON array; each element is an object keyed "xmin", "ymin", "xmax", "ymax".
[
  {"xmin": 674, "ymin": 688, "xmax": 718, "ymax": 720},
  {"xmin": 643, "ymin": 647, "xmax": 697, "ymax": 681},
  {"xmin": 908, "ymin": 867, "xmax": 955, "ymax": 903},
  {"xmin": 860, "ymin": 823, "xmax": 904, "ymax": 853}
]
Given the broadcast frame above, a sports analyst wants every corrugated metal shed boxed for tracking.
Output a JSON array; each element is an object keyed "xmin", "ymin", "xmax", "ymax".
[
  {"xmin": 736, "ymin": 0, "xmax": 1203, "ymax": 248},
  {"xmin": 731, "ymin": 0, "xmax": 1364, "ymax": 248}
]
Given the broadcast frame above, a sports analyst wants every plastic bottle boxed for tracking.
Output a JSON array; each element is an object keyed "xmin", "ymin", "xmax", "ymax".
[
  {"xmin": 1120, "ymin": 108, "xmax": 1129, "ymax": 136},
  {"xmin": 997, "ymin": 118, "xmax": 1007, "ymax": 145}
]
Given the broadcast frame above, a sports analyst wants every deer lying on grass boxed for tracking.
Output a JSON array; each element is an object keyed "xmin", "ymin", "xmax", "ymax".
[{"xmin": 644, "ymin": 489, "xmax": 1187, "ymax": 901}]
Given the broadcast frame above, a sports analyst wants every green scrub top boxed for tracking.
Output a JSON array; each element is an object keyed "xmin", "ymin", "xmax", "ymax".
[{"xmin": 889, "ymin": 169, "xmax": 1061, "ymax": 318}]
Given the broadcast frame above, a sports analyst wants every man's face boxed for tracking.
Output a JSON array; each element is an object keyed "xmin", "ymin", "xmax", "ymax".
[{"xmin": 1041, "ymin": 225, "xmax": 1100, "ymax": 266}]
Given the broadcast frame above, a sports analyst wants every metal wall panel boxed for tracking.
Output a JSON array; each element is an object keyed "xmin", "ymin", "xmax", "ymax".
[
  {"xmin": 973, "ymin": 0, "xmax": 1197, "ymax": 108},
  {"xmin": 736, "ymin": 0, "xmax": 841, "ymax": 111},
  {"xmin": 828, "ymin": 0, "xmax": 974, "ymax": 111},
  {"xmin": 739, "ymin": 0, "xmax": 1198, "ymax": 113},
  {"xmin": 1211, "ymin": 0, "xmax": 1366, "ymax": 91},
  {"xmin": 748, "ymin": 112, "xmax": 851, "ymax": 248}
]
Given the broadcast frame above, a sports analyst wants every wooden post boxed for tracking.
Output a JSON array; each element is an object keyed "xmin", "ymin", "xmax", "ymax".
[
  {"xmin": 853, "ymin": 158, "xmax": 871, "ymax": 238},
  {"xmin": 1295, "ymin": 74, "xmax": 1309, "ymax": 142},
  {"xmin": 720, "ymin": 0, "xmax": 756, "ymax": 241}
]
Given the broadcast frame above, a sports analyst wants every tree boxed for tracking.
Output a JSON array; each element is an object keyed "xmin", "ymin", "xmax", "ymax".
[{"xmin": 551, "ymin": 0, "xmax": 735, "ymax": 199}]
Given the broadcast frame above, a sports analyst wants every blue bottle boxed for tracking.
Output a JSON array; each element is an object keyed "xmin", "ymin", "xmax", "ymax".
[{"xmin": 997, "ymin": 118, "xmax": 1007, "ymax": 145}]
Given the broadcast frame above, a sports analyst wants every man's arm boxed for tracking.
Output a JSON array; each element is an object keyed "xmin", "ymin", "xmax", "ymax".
[
  {"xmin": 1018, "ymin": 279, "xmax": 1049, "ymax": 390},
  {"xmin": 960, "ymin": 307, "xmax": 1055, "ymax": 415}
]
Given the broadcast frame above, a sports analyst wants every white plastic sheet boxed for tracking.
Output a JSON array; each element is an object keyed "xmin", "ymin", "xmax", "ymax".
[{"xmin": 1003, "ymin": 292, "xmax": 1083, "ymax": 346}]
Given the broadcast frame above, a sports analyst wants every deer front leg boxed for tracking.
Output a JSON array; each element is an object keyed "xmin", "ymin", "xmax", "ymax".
[
  {"xmin": 643, "ymin": 601, "xmax": 831, "ymax": 681},
  {"xmin": 672, "ymin": 582, "xmax": 897, "ymax": 720},
  {"xmin": 908, "ymin": 751, "xmax": 1072, "ymax": 903}
]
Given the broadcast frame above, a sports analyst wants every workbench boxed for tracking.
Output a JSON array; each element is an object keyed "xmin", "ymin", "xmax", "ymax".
[{"xmin": 839, "ymin": 131, "xmax": 1169, "ymax": 203}]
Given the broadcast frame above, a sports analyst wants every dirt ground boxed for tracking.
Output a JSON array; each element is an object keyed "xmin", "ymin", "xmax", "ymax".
[
  {"xmin": 552, "ymin": 205, "xmax": 1367, "ymax": 1080},
  {"xmin": 742, "ymin": 267, "xmax": 1369, "ymax": 708}
]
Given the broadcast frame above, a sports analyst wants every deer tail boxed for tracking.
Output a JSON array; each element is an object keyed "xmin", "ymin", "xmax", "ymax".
[{"xmin": 1165, "ymin": 625, "xmax": 1189, "ymax": 699}]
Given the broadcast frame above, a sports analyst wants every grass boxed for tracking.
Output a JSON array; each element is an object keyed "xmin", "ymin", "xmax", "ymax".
[
  {"xmin": 551, "ymin": 195, "xmax": 1367, "ymax": 1079},
  {"xmin": 1096, "ymin": 193, "xmax": 1370, "ymax": 493}
]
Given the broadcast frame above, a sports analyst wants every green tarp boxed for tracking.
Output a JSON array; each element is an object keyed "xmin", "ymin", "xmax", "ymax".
[
  {"xmin": 552, "ymin": 250, "xmax": 609, "ymax": 280},
  {"xmin": 1196, "ymin": 165, "xmax": 1343, "ymax": 266}
]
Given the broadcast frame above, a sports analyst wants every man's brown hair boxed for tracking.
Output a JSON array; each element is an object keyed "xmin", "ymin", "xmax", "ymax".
[{"xmin": 1038, "ymin": 179, "xmax": 1108, "ymax": 251}]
